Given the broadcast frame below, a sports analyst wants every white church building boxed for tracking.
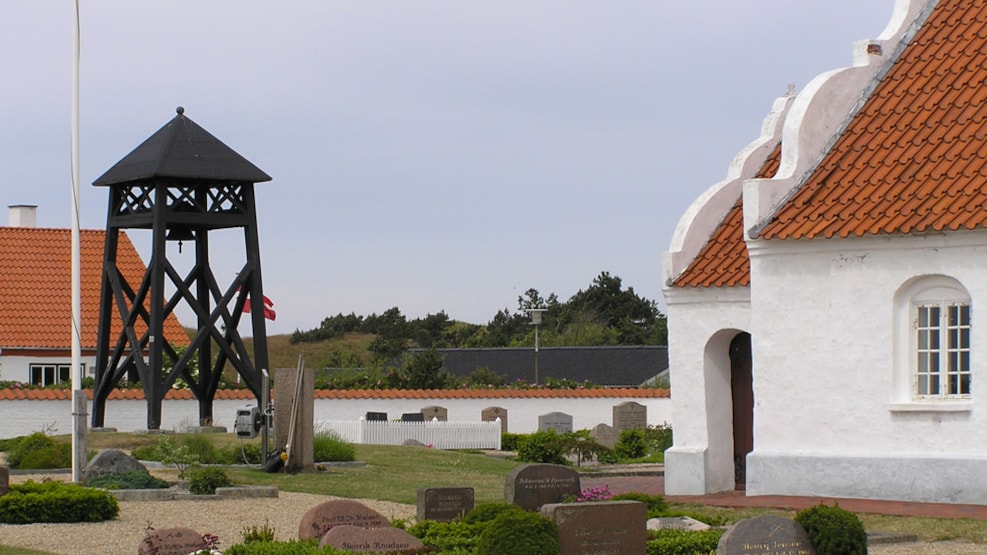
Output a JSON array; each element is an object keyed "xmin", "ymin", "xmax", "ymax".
[{"xmin": 662, "ymin": 0, "xmax": 987, "ymax": 504}]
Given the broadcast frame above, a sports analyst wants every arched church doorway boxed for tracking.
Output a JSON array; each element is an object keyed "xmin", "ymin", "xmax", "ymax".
[{"xmin": 730, "ymin": 332, "xmax": 753, "ymax": 489}]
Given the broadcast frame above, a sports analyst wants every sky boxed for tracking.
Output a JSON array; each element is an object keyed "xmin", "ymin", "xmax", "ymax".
[{"xmin": 2, "ymin": 1, "xmax": 897, "ymax": 335}]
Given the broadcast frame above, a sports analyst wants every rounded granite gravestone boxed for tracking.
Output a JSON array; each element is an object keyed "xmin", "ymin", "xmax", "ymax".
[
  {"xmin": 137, "ymin": 526, "xmax": 207, "ymax": 555},
  {"xmin": 298, "ymin": 499, "xmax": 390, "ymax": 541},
  {"xmin": 505, "ymin": 463, "xmax": 581, "ymax": 511},
  {"xmin": 717, "ymin": 514, "xmax": 816, "ymax": 555},
  {"xmin": 319, "ymin": 524, "xmax": 425, "ymax": 553},
  {"xmin": 85, "ymin": 448, "xmax": 147, "ymax": 480}
]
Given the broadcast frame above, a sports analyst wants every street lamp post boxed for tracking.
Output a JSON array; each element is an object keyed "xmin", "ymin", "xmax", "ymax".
[{"xmin": 528, "ymin": 308, "xmax": 547, "ymax": 385}]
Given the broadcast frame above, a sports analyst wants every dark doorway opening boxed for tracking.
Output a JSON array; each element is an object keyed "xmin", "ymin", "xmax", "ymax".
[{"xmin": 730, "ymin": 332, "xmax": 753, "ymax": 490}]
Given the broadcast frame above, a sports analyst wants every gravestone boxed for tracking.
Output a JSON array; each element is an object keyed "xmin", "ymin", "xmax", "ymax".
[
  {"xmin": 717, "ymin": 514, "xmax": 816, "ymax": 555},
  {"xmin": 137, "ymin": 526, "xmax": 206, "ymax": 555},
  {"xmin": 538, "ymin": 411, "xmax": 573, "ymax": 433},
  {"xmin": 481, "ymin": 406, "xmax": 508, "ymax": 433},
  {"xmin": 365, "ymin": 411, "xmax": 388, "ymax": 421},
  {"xmin": 85, "ymin": 448, "xmax": 147, "ymax": 480},
  {"xmin": 298, "ymin": 499, "xmax": 390, "ymax": 540},
  {"xmin": 590, "ymin": 423, "xmax": 618, "ymax": 449},
  {"xmin": 417, "ymin": 486, "xmax": 475, "ymax": 522},
  {"xmin": 401, "ymin": 412, "xmax": 425, "ymax": 422},
  {"xmin": 648, "ymin": 516, "xmax": 711, "ymax": 531},
  {"xmin": 320, "ymin": 525, "xmax": 425, "ymax": 553},
  {"xmin": 612, "ymin": 401, "xmax": 647, "ymax": 432},
  {"xmin": 505, "ymin": 463, "xmax": 581, "ymax": 511},
  {"xmin": 421, "ymin": 405, "xmax": 447, "ymax": 421},
  {"xmin": 542, "ymin": 500, "xmax": 647, "ymax": 555},
  {"xmin": 0, "ymin": 466, "xmax": 8, "ymax": 496}
]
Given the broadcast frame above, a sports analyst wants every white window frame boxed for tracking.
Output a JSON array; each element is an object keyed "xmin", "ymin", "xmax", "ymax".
[
  {"xmin": 891, "ymin": 275, "xmax": 972, "ymax": 412},
  {"xmin": 28, "ymin": 363, "xmax": 85, "ymax": 387}
]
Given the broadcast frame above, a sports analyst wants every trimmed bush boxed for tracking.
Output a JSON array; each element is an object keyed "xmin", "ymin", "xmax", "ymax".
[
  {"xmin": 646, "ymin": 529, "xmax": 723, "ymax": 555},
  {"xmin": 88, "ymin": 470, "xmax": 170, "ymax": 490},
  {"xmin": 187, "ymin": 467, "xmax": 234, "ymax": 495},
  {"xmin": 17, "ymin": 443, "xmax": 72, "ymax": 470},
  {"xmin": 516, "ymin": 430, "xmax": 568, "ymax": 465},
  {"xmin": 795, "ymin": 503, "xmax": 868, "ymax": 555},
  {"xmin": 461, "ymin": 502, "xmax": 527, "ymax": 525},
  {"xmin": 501, "ymin": 432, "xmax": 522, "ymax": 452},
  {"xmin": 614, "ymin": 428, "xmax": 647, "ymax": 460},
  {"xmin": 476, "ymin": 510, "xmax": 559, "ymax": 555},
  {"xmin": 0, "ymin": 481, "xmax": 119, "ymax": 524},
  {"xmin": 6, "ymin": 432, "xmax": 57, "ymax": 469}
]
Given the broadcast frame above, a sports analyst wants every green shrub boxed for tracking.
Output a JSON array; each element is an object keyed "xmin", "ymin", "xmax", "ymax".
[
  {"xmin": 462, "ymin": 502, "xmax": 527, "ymax": 525},
  {"xmin": 645, "ymin": 423, "xmax": 673, "ymax": 454},
  {"xmin": 240, "ymin": 520, "xmax": 277, "ymax": 543},
  {"xmin": 187, "ymin": 467, "xmax": 234, "ymax": 494},
  {"xmin": 615, "ymin": 428, "xmax": 647, "ymax": 460},
  {"xmin": 180, "ymin": 433, "xmax": 221, "ymax": 463},
  {"xmin": 16, "ymin": 442, "xmax": 72, "ymax": 470},
  {"xmin": 501, "ymin": 432, "xmax": 522, "ymax": 452},
  {"xmin": 88, "ymin": 470, "xmax": 170, "ymax": 490},
  {"xmin": 516, "ymin": 430, "xmax": 568, "ymax": 465},
  {"xmin": 225, "ymin": 442, "xmax": 263, "ymax": 464},
  {"xmin": 312, "ymin": 429, "xmax": 356, "ymax": 462},
  {"xmin": 795, "ymin": 503, "xmax": 868, "ymax": 555},
  {"xmin": 0, "ymin": 481, "xmax": 119, "ymax": 524},
  {"xmin": 407, "ymin": 518, "xmax": 482, "ymax": 552},
  {"xmin": 476, "ymin": 510, "xmax": 559, "ymax": 555},
  {"xmin": 646, "ymin": 529, "xmax": 723, "ymax": 555},
  {"xmin": 129, "ymin": 443, "xmax": 159, "ymax": 461},
  {"xmin": 6, "ymin": 432, "xmax": 56, "ymax": 469},
  {"xmin": 610, "ymin": 492, "xmax": 669, "ymax": 517},
  {"xmin": 225, "ymin": 538, "xmax": 322, "ymax": 555}
]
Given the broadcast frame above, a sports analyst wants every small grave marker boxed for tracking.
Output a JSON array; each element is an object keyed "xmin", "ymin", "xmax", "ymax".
[
  {"xmin": 365, "ymin": 411, "xmax": 388, "ymax": 421},
  {"xmin": 421, "ymin": 405, "xmax": 448, "ymax": 421},
  {"xmin": 590, "ymin": 423, "xmax": 618, "ymax": 449},
  {"xmin": 481, "ymin": 406, "xmax": 508, "ymax": 433},
  {"xmin": 538, "ymin": 411, "xmax": 573, "ymax": 433},
  {"xmin": 401, "ymin": 412, "xmax": 425, "ymax": 422},
  {"xmin": 298, "ymin": 499, "xmax": 390, "ymax": 540},
  {"xmin": 542, "ymin": 500, "xmax": 647, "ymax": 555},
  {"xmin": 417, "ymin": 486, "xmax": 475, "ymax": 522},
  {"xmin": 717, "ymin": 514, "xmax": 816, "ymax": 555},
  {"xmin": 505, "ymin": 463, "xmax": 580, "ymax": 511},
  {"xmin": 137, "ymin": 526, "xmax": 206, "ymax": 555},
  {"xmin": 319, "ymin": 525, "xmax": 425, "ymax": 553}
]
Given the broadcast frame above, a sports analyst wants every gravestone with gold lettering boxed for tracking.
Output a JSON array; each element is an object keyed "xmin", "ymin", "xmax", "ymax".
[
  {"xmin": 717, "ymin": 514, "xmax": 816, "ymax": 555},
  {"xmin": 505, "ymin": 463, "xmax": 581, "ymax": 511}
]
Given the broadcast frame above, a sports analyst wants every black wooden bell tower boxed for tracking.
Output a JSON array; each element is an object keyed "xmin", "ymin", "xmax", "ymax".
[{"xmin": 91, "ymin": 107, "xmax": 273, "ymax": 430}]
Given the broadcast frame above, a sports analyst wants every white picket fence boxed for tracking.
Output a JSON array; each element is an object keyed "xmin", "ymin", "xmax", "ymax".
[{"xmin": 318, "ymin": 418, "xmax": 502, "ymax": 450}]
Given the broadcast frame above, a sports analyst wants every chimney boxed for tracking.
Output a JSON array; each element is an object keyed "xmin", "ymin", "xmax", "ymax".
[{"xmin": 8, "ymin": 204, "xmax": 38, "ymax": 227}]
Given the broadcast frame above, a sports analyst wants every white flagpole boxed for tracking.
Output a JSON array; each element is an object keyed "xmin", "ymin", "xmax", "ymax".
[{"xmin": 71, "ymin": 0, "xmax": 88, "ymax": 484}]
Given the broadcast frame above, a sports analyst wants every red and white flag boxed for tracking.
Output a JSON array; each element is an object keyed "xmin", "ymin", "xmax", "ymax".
[{"xmin": 243, "ymin": 292, "xmax": 277, "ymax": 321}]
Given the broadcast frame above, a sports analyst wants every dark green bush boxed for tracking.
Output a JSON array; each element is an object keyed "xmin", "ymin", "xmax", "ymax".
[
  {"xmin": 516, "ymin": 430, "xmax": 568, "ymax": 465},
  {"xmin": 240, "ymin": 520, "xmax": 277, "ymax": 543},
  {"xmin": 313, "ymin": 429, "xmax": 356, "ymax": 462},
  {"xmin": 407, "ymin": 518, "xmax": 482, "ymax": 552},
  {"xmin": 0, "ymin": 481, "xmax": 119, "ymax": 524},
  {"xmin": 187, "ymin": 467, "xmax": 234, "ymax": 494},
  {"xmin": 610, "ymin": 492, "xmax": 669, "ymax": 518},
  {"xmin": 501, "ymin": 432, "xmax": 522, "ymax": 452},
  {"xmin": 646, "ymin": 528, "xmax": 723, "ymax": 555},
  {"xmin": 795, "ymin": 503, "xmax": 868, "ymax": 555},
  {"xmin": 5, "ymin": 432, "xmax": 56, "ymax": 469},
  {"xmin": 180, "ymin": 433, "xmax": 221, "ymax": 463},
  {"xmin": 129, "ymin": 443, "xmax": 159, "ymax": 461},
  {"xmin": 615, "ymin": 428, "xmax": 647, "ymax": 460},
  {"xmin": 88, "ymin": 470, "xmax": 170, "ymax": 490},
  {"xmin": 461, "ymin": 502, "xmax": 527, "ymax": 525},
  {"xmin": 16, "ymin": 443, "xmax": 72, "ymax": 470},
  {"xmin": 476, "ymin": 510, "xmax": 559, "ymax": 555},
  {"xmin": 646, "ymin": 422, "xmax": 673, "ymax": 453},
  {"xmin": 225, "ymin": 538, "xmax": 322, "ymax": 555}
]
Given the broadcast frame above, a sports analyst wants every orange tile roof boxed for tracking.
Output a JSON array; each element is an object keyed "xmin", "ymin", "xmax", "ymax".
[
  {"xmin": 0, "ymin": 387, "xmax": 669, "ymax": 402},
  {"xmin": 758, "ymin": 0, "xmax": 987, "ymax": 240},
  {"xmin": 0, "ymin": 226, "xmax": 187, "ymax": 350},
  {"xmin": 673, "ymin": 144, "xmax": 782, "ymax": 288}
]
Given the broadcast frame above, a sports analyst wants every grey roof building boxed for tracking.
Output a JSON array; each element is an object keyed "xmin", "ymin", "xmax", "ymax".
[{"xmin": 408, "ymin": 346, "xmax": 668, "ymax": 387}]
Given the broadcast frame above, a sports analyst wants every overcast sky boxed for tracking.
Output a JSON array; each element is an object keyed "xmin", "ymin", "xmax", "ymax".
[{"xmin": 2, "ymin": 1, "xmax": 896, "ymax": 335}]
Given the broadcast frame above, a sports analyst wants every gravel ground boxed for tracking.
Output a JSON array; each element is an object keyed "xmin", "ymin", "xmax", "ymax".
[{"xmin": 1, "ymin": 475, "xmax": 982, "ymax": 555}]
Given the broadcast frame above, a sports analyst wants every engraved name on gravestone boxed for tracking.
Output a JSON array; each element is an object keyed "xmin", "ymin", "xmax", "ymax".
[
  {"xmin": 298, "ymin": 499, "xmax": 390, "ymax": 541},
  {"xmin": 137, "ymin": 526, "xmax": 207, "ymax": 555},
  {"xmin": 417, "ymin": 486, "xmax": 475, "ymax": 522},
  {"xmin": 612, "ymin": 401, "xmax": 647, "ymax": 433},
  {"xmin": 538, "ymin": 411, "xmax": 573, "ymax": 433},
  {"xmin": 505, "ymin": 463, "xmax": 581, "ymax": 511},
  {"xmin": 717, "ymin": 514, "xmax": 816, "ymax": 555},
  {"xmin": 542, "ymin": 500, "xmax": 647, "ymax": 555},
  {"xmin": 319, "ymin": 525, "xmax": 425, "ymax": 553},
  {"xmin": 481, "ymin": 406, "xmax": 508, "ymax": 433},
  {"xmin": 421, "ymin": 405, "xmax": 448, "ymax": 421}
]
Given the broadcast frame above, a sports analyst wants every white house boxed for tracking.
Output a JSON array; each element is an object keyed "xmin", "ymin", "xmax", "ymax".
[
  {"xmin": 661, "ymin": 0, "xmax": 987, "ymax": 504},
  {"xmin": 0, "ymin": 205, "xmax": 186, "ymax": 386}
]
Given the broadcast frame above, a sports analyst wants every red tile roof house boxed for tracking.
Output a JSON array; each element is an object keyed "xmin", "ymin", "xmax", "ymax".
[
  {"xmin": 0, "ymin": 204, "xmax": 187, "ymax": 388},
  {"xmin": 662, "ymin": 0, "xmax": 987, "ymax": 505}
]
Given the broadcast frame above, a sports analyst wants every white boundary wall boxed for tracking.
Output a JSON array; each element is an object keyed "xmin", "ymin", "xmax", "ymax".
[
  {"xmin": 0, "ymin": 395, "xmax": 671, "ymax": 440},
  {"xmin": 321, "ymin": 419, "xmax": 502, "ymax": 450}
]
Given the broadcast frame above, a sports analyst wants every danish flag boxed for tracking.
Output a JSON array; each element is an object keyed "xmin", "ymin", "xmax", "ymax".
[{"xmin": 243, "ymin": 291, "xmax": 277, "ymax": 321}]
